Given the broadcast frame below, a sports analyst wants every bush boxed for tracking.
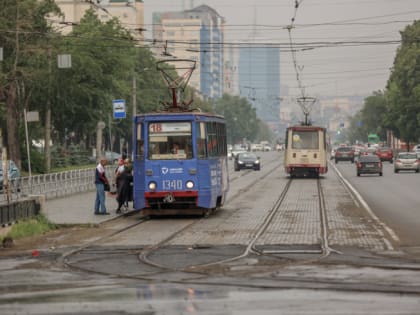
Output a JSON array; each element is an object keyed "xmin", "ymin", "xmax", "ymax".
[{"xmin": 2, "ymin": 214, "xmax": 57, "ymax": 241}]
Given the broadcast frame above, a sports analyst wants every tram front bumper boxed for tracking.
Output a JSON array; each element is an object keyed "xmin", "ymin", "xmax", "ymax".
[{"xmin": 144, "ymin": 191, "xmax": 198, "ymax": 207}]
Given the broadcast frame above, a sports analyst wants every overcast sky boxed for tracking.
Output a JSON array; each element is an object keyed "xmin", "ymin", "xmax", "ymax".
[{"xmin": 142, "ymin": 0, "xmax": 420, "ymax": 98}]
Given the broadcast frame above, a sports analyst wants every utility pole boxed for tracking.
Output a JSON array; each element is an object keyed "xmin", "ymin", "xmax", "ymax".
[
  {"xmin": 44, "ymin": 47, "xmax": 52, "ymax": 172},
  {"xmin": 96, "ymin": 121, "xmax": 106, "ymax": 163},
  {"xmin": 132, "ymin": 75, "xmax": 136, "ymax": 122}
]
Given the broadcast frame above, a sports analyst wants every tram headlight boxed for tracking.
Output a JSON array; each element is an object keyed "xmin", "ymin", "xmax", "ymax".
[
  {"xmin": 148, "ymin": 181, "xmax": 157, "ymax": 191},
  {"xmin": 186, "ymin": 181, "xmax": 194, "ymax": 189}
]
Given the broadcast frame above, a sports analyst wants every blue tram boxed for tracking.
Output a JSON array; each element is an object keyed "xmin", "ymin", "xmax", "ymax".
[{"xmin": 132, "ymin": 111, "xmax": 229, "ymax": 215}]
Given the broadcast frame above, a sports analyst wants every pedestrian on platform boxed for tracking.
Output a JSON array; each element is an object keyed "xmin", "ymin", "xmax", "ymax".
[
  {"xmin": 116, "ymin": 158, "xmax": 133, "ymax": 213},
  {"xmin": 94, "ymin": 157, "xmax": 110, "ymax": 215}
]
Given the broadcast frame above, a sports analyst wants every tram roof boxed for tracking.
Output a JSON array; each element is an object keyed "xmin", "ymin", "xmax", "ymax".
[
  {"xmin": 135, "ymin": 111, "xmax": 225, "ymax": 122},
  {"xmin": 287, "ymin": 125, "xmax": 326, "ymax": 131}
]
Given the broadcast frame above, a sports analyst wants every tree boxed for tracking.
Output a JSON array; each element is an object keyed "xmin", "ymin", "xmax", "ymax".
[
  {"xmin": 361, "ymin": 91, "xmax": 388, "ymax": 141},
  {"xmin": 0, "ymin": 0, "xmax": 61, "ymax": 168},
  {"xmin": 213, "ymin": 94, "xmax": 259, "ymax": 144},
  {"xmin": 385, "ymin": 20, "xmax": 420, "ymax": 146}
]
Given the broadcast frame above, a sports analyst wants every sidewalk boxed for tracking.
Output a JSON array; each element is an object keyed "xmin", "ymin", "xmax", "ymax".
[{"xmin": 43, "ymin": 191, "xmax": 121, "ymax": 225}]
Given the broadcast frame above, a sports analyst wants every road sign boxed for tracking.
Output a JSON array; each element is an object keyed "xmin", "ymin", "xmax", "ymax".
[
  {"xmin": 113, "ymin": 99, "xmax": 126, "ymax": 119},
  {"xmin": 26, "ymin": 111, "xmax": 39, "ymax": 122}
]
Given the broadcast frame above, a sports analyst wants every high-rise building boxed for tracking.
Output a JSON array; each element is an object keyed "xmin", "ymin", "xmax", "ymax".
[
  {"xmin": 238, "ymin": 45, "xmax": 281, "ymax": 127},
  {"xmin": 152, "ymin": 5, "xmax": 225, "ymax": 99},
  {"xmin": 53, "ymin": 0, "xmax": 144, "ymax": 39}
]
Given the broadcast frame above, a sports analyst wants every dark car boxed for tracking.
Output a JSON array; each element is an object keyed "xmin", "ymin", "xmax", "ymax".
[
  {"xmin": 0, "ymin": 160, "xmax": 21, "ymax": 192},
  {"xmin": 234, "ymin": 152, "xmax": 260, "ymax": 171},
  {"xmin": 335, "ymin": 146, "xmax": 355, "ymax": 163},
  {"xmin": 376, "ymin": 147, "xmax": 393, "ymax": 163},
  {"xmin": 356, "ymin": 154, "xmax": 383, "ymax": 176}
]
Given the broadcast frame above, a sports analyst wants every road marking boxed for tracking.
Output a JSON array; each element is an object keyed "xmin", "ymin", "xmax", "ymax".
[{"xmin": 330, "ymin": 162, "xmax": 400, "ymax": 250}]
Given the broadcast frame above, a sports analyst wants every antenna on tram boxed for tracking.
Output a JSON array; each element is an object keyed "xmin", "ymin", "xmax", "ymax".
[
  {"xmin": 156, "ymin": 59, "xmax": 196, "ymax": 111},
  {"xmin": 296, "ymin": 96, "xmax": 317, "ymax": 126}
]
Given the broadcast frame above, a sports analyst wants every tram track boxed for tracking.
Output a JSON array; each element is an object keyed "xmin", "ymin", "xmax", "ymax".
[
  {"xmin": 62, "ymin": 158, "xmax": 332, "ymax": 276},
  {"xmin": 61, "ymin": 155, "xmax": 284, "ymax": 275},
  {"xmin": 189, "ymin": 177, "xmax": 339, "ymax": 270},
  {"xmin": 58, "ymin": 160, "xmax": 420, "ymax": 295}
]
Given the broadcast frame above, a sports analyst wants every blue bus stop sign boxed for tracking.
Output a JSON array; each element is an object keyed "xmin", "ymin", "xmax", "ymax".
[{"xmin": 113, "ymin": 99, "xmax": 126, "ymax": 119}]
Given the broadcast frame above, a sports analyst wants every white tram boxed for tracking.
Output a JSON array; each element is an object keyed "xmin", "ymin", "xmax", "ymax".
[{"xmin": 284, "ymin": 125, "xmax": 328, "ymax": 177}]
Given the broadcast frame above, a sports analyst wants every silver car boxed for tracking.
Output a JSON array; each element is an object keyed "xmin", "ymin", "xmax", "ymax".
[{"xmin": 394, "ymin": 152, "xmax": 419, "ymax": 173}]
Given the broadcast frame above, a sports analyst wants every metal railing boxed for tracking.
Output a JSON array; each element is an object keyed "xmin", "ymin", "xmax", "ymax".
[{"xmin": 0, "ymin": 165, "xmax": 115, "ymax": 203}]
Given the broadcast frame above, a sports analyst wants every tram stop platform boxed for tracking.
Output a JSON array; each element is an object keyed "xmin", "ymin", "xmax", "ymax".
[{"xmin": 43, "ymin": 191, "xmax": 123, "ymax": 225}]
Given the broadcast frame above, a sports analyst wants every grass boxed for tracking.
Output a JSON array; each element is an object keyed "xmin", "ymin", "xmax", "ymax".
[{"xmin": 1, "ymin": 215, "xmax": 58, "ymax": 241}]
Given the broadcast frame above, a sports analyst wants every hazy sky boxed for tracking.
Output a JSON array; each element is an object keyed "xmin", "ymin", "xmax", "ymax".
[{"xmin": 142, "ymin": 0, "xmax": 420, "ymax": 98}]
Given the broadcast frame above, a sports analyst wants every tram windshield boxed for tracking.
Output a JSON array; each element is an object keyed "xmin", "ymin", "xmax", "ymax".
[
  {"xmin": 148, "ymin": 122, "xmax": 193, "ymax": 160},
  {"xmin": 291, "ymin": 130, "xmax": 319, "ymax": 149}
]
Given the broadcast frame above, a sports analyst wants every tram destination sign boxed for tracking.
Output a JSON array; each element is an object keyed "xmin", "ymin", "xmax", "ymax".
[{"xmin": 149, "ymin": 122, "xmax": 191, "ymax": 133}]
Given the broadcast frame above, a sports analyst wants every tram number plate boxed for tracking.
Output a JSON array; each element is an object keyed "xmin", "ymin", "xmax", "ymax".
[{"xmin": 162, "ymin": 180, "xmax": 183, "ymax": 190}]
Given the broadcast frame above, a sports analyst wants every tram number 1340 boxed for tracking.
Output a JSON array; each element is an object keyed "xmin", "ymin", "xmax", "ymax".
[{"xmin": 162, "ymin": 180, "xmax": 183, "ymax": 190}]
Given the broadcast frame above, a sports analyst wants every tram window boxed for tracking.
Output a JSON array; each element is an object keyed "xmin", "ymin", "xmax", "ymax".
[
  {"xmin": 292, "ymin": 131, "xmax": 319, "ymax": 149},
  {"xmin": 136, "ymin": 123, "xmax": 144, "ymax": 160},
  {"xmin": 196, "ymin": 122, "xmax": 207, "ymax": 159},
  {"xmin": 205, "ymin": 121, "xmax": 227, "ymax": 157},
  {"xmin": 207, "ymin": 122, "xmax": 217, "ymax": 157},
  {"xmin": 148, "ymin": 122, "xmax": 192, "ymax": 160}
]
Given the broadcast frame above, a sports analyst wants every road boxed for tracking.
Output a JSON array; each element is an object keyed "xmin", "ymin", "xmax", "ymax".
[
  {"xmin": 1, "ymin": 151, "xmax": 420, "ymax": 314},
  {"xmin": 334, "ymin": 159, "xmax": 420, "ymax": 249}
]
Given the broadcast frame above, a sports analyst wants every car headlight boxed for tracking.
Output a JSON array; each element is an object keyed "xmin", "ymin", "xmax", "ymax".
[
  {"xmin": 148, "ymin": 181, "xmax": 157, "ymax": 191},
  {"xmin": 238, "ymin": 161, "xmax": 244, "ymax": 164},
  {"xmin": 255, "ymin": 160, "xmax": 260, "ymax": 164},
  {"xmin": 186, "ymin": 181, "xmax": 194, "ymax": 189}
]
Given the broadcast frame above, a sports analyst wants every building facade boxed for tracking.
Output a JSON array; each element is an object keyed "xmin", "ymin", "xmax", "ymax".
[
  {"xmin": 54, "ymin": 0, "xmax": 144, "ymax": 39},
  {"xmin": 152, "ymin": 5, "xmax": 225, "ymax": 100},
  {"xmin": 238, "ymin": 45, "xmax": 281, "ymax": 130}
]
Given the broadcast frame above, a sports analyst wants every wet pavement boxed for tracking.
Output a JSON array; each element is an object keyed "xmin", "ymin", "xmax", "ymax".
[{"xmin": 2, "ymin": 152, "xmax": 420, "ymax": 314}]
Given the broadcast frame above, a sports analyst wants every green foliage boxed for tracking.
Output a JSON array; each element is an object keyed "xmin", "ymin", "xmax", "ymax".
[
  {"xmin": 4, "ymin": 214, "xmax": 57, "ymax": 241},
  {"xmin": 213, "ymin": 93, "xmax": 271, "ymax": 144},
  {"xmin": 21, "ymin": 148, "xmax": 46, "ymax": 174},
  {"xmin": 349, "ymin": 20, "xmax": 420, "ymax": 145},
  {"xmin": 385, "ymin": 20, "xmax": 420, "ymax": 144}
]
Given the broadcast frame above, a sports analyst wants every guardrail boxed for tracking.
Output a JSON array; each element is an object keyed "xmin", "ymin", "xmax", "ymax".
[
  {"xmin": 0, "ymin": 165, "xmax": 115, "ymax": 204},
  {"xmin": 0, "ymin": 198, "xmax": 41, "ymax": 226}
]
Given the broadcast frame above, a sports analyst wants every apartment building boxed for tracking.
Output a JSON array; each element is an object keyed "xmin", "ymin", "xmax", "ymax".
[
  {"xmin": 54, "ymin": 0, "xmax": 144, "ymax": 39},
  {"xmin": 152, "ymin": 5, "xmax": 225, "ymax": 99}
]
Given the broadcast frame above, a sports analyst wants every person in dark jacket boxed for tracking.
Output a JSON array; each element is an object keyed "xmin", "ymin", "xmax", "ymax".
[
  {"xmin": 94, "ymin": 158, "xmax": 110, "ymax": 215},
  {"xmin": 116, "ymin": 159, "xmax": 133, "ymax": 213}
]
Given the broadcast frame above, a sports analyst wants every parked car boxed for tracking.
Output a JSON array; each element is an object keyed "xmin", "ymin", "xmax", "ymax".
[
  {"xmin": 376, "ymin": 147, "xmax": 393, "ymax": 163},
  {"xmin": 356, "ymin": 154, "xmax": 383, "ymax": 176},
  {"xmin": 394, "ymin": 152, "xmax": 420, "ymax": 173},
  {"xmin": 0, "ymin": 160, "xmax": 21, "ymax": 192},
  {"xmin": 234, "ymin": 152, "xmax": 261, "ymax": 171},
  {"xmin": 335, "ymin": 146, "xmax": 355, "ymax": 163}
]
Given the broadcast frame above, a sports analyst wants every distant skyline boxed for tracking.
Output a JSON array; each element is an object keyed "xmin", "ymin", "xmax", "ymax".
[{"xmin": 142, "ymin": 0, "xmax": 420, "ymax": 98}]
